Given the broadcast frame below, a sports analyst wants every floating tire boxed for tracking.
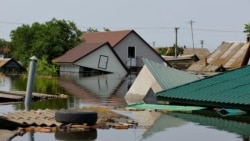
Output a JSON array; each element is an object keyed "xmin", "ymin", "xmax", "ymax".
[{"xmin": 55, "ymin": 110, "xmax": 98, "ymax": 125}]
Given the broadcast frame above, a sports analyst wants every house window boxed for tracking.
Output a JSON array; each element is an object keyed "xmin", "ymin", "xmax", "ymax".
[
  {"xmin": 128, "ymin": 46, "xmax": 135, "ymax": 58},
  {"xmin": 98, "ymin": 55, "xmax": 108, "ymax": 69}
]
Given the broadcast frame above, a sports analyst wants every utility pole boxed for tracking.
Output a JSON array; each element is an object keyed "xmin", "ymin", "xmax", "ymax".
[
  {"xmin": 175, "ymin": 27, "xmax": 179, "ymax": 58},
  {"xmin": 188, "ymin": 20, "xmax": 195, "ymax": 54},
  {"xmin": 200, "ymin": 40, "xmax": 204, "ymax": 48}
]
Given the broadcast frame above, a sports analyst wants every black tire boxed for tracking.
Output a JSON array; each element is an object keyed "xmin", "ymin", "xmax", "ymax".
[
  {"xmin": 55, "ymin": 110, "xmax": 97, "ymax": 125},
  {"xmin": 55, "ymin": 129, "xmax": 97, "ymax": 140}
]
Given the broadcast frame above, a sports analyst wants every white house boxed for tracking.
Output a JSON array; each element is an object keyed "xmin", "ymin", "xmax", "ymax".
[
  {"xmin": 80, "ymin": 30, "xmax": 170, "ymax": 73},
  {"xmin": 54, "ymin": 42, "xmax": 128, "ymax": 77}
]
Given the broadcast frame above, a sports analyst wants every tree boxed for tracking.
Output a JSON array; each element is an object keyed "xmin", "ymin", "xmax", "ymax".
[
  {"xmin": 85, "ymin": 27, "xmax": 111, "ymax": 33},
  {"xmin": 36, "ymin": 56, "xmax": 58, "ymax": 76},
  {"xmin": 244, "ymin": 23, "xmax": 250, "ymax": 37},
  {"xmin": 157, "ymin": 45, "xmax": 184, "ymax": 56},
  {"xmin": 86, "ymin": 27, "xmax": 99, "ymax": 32},
  {"xmin": 0, "ymin": 38, "xmax": 10, "ymax": 57},
  {"xmin": 10, "ymin": 18, "xmax": 82, "ymax": 67}
]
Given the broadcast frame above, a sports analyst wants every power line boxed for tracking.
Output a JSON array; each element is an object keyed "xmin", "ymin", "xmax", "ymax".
[{"xmin": 0, "ymin": 20, "xmax": 244, "ymax": 33}]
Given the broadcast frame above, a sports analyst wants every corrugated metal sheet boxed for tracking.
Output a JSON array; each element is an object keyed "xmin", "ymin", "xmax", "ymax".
[
  {"xmin": 120, "ymin": 103, "xmax": 205, "ymax": 111},
  {"xmin": 182, "ymin": 48, "xmax": 211, "ymax": 59},
  {"xmin": 187, "ymin": 42, "xmax": 250, "ymax": 72},
  {"xmin": 142, "ymin": 58, "xmax": 202, "ymax": 90},
  {"xmin": 156, "ymin": 64, "xmax": 250, "ymax": 110},
  {"xmin": 2, "ymin": 109, "xmax": 62, "ymax": 127}
]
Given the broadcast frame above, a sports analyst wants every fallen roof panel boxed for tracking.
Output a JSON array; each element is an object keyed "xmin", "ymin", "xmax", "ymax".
[{"xmin": 156, "ymin": 65, "xmax": 250, "ymax": 111}]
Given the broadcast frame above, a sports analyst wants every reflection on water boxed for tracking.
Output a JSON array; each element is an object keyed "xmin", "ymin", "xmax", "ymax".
[
  {"xmin": 1, "ymin": 74, "xmax": 250, "ymax": 141},
  {"xmin": 169, "ymin": 110, "xmax": 250, "ymax": 140},
  {"xmin": 55, "ymin": 129, "xmax": 97, "ymax": 141}
]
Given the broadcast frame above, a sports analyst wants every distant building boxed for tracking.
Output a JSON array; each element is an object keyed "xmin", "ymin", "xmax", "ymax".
[
  {"xmin": 155, "ymin": 47, "xmax": 210, "ymax": 70},
  {"xmin": 182, "ymin": 48, "xmax": 211, "ymax": 60},
  {"xmin": 0, "ymin": 56, "xmax": 26, "ymax": 74},
  {"xmin": 187, "ymin": 41, "xmax": 250, "ymax": 74},
  {"xmin": 162, "ymin": 54, "xmax": 199, "ymax": 70}
]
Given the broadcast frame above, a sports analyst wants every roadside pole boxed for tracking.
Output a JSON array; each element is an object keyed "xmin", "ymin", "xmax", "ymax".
[{"xmin": 25, "ymin": 56, "xmax": 38, "ymax": 111}]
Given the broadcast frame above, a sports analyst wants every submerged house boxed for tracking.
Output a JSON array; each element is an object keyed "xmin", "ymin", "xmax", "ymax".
[
  {"xmin": 162, "ymin": 54, "xmax": 199, "ymax": 70},
  {"xmin": 80, "ymin": 30, "xmax": 169, "ymax": 73},
  {"xmin": 182, "ymin": 47, "xmax": 210, "ymax": 60},
  {"xmin": 187, "ymin": 41, "xmax": 250, "ymax": 74},
  {"xmin": 0, "ymin": 57, "xmax": 26, "ymax": 74},
  {"xmin": 54, "ymin": 42, "xmax": 128, "ymax": 77},
  {"xmin": 156, "ymin": 64, "xmax": 250, "ymax": 111},
  {"xmin": 125, "ymin": 58, "xmax": 202, "ymax": 104}
]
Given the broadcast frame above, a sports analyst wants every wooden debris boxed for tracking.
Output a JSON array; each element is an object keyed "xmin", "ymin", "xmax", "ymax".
[{"xmin": 0, "ymin": 107, "xmax": 139, "ymax": 134}]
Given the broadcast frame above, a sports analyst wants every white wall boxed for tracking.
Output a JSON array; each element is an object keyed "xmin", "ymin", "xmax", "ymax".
[{"xmin": 75, "ymin": 44, "xmax": 127, "ymax": 76}]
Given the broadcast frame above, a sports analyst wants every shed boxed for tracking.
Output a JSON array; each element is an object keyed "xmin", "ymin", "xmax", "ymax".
[
  {"xmin": 0, "ymin": 57, "xmax": 26, "ymax": 74},
  {"xmin": 54, "ymin": 42, "xmax": 128, "ymax": 77},
  {"xmin": 125, "ymin": 58, "xmax": 202, "ymax": 104}
]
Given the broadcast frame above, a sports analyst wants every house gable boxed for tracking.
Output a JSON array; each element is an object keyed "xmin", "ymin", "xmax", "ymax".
[
  {"xmin": 75, "ymin": 44, "xmax": 128, "ymax": 76},
  {"xmin": 80, "ymin": 30, "xmax": 171, "ymax": 70},
  {"xmin": 0, "ymin": 58, "xmax": 26, "ymax": 73},
  {"xmin": 54, "ymin": 42, "xmax": 128, "ymax": 76}
]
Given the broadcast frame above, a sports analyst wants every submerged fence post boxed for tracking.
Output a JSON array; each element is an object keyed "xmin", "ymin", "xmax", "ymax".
[{"xmin": 25, "ymin": 56, "xmax": 38, "ymax": 111}]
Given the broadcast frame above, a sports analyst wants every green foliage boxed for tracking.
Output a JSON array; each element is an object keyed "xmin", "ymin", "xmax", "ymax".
[
  {"xmin": 86, "ymin": 27, "xmax": 99, "ymax": 32},
  {"xmin": 14, "ymin": 98, "xmax": 69, "ymax": 110},
  {"xmin": 86, "ymin": 27, "xmax": 110, "ymax": 32},
  {"xmin": 158, "ymin": 47, "xmax": 167, "ymax": 55},
  {"xmin": 36, "ymin": 56, "xmax": 58, "ymax": 76},
  {"xmin": 0, "ymin": 38, "xmax": 8, "ymax": 47},
  {"xmin": 158, "ymin": 46, "xmax": 184, "ymax": 56},
  {"xmin": 244, "ymin": 23, "xmax": 250, "ymax": 37},
  {"xmin": 10, "ymin": 18, "xmax": 82, "ymax": 67},
  {"xmin": 11, "ymin": 75, "xmax": 62, "ymax": 94}
]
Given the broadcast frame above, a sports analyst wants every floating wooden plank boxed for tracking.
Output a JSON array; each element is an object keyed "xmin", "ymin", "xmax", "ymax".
[
  {"xmin": 0, "ymin": 90, "xmax": 59, "ymax": 102},
  {"xmin": 0, "ymin": 93, "xmax": 23, "ymax": 100}
]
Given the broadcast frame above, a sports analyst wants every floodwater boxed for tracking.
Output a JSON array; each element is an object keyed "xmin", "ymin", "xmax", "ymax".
[{"xmin": 1, "ymin": 74, "xmax": 250, "ymax": 141}]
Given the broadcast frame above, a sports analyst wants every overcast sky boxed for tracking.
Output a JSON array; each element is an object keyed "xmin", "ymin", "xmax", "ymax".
[{"xmin": 1, "ymin": 0, "xmax": 249, "ymax": 51}]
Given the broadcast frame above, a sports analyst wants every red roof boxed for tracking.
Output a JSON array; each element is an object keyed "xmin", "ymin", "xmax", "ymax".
[
  {"xmin": 54, "ymin": 42, "xmax": 108, "ymax": 63},
  {"xmin": 80, "ymin": 30, "xmax": 132, "ymax": 47}
]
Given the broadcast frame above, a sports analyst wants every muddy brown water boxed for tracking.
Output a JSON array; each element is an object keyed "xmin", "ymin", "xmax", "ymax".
[{"xmin": 1, "ymin": 74, "xmax": 250, "ymax": 141}]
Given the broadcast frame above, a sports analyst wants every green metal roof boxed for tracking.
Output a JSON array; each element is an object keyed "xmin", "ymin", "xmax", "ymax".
[
  {"xmin": 156, "ymin": 65, "xmax": 250, "ymax": 110},
  {"xmin": 118, "ymin": 103, "xmax": 205, "ymax": 112},
  {"xmin": 169, "ymin": 111, "xmax": 250, "ymax": 138},
  {"xmin": 142, "ymin": 58, "xmax": 202, "ymax": 90}
]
